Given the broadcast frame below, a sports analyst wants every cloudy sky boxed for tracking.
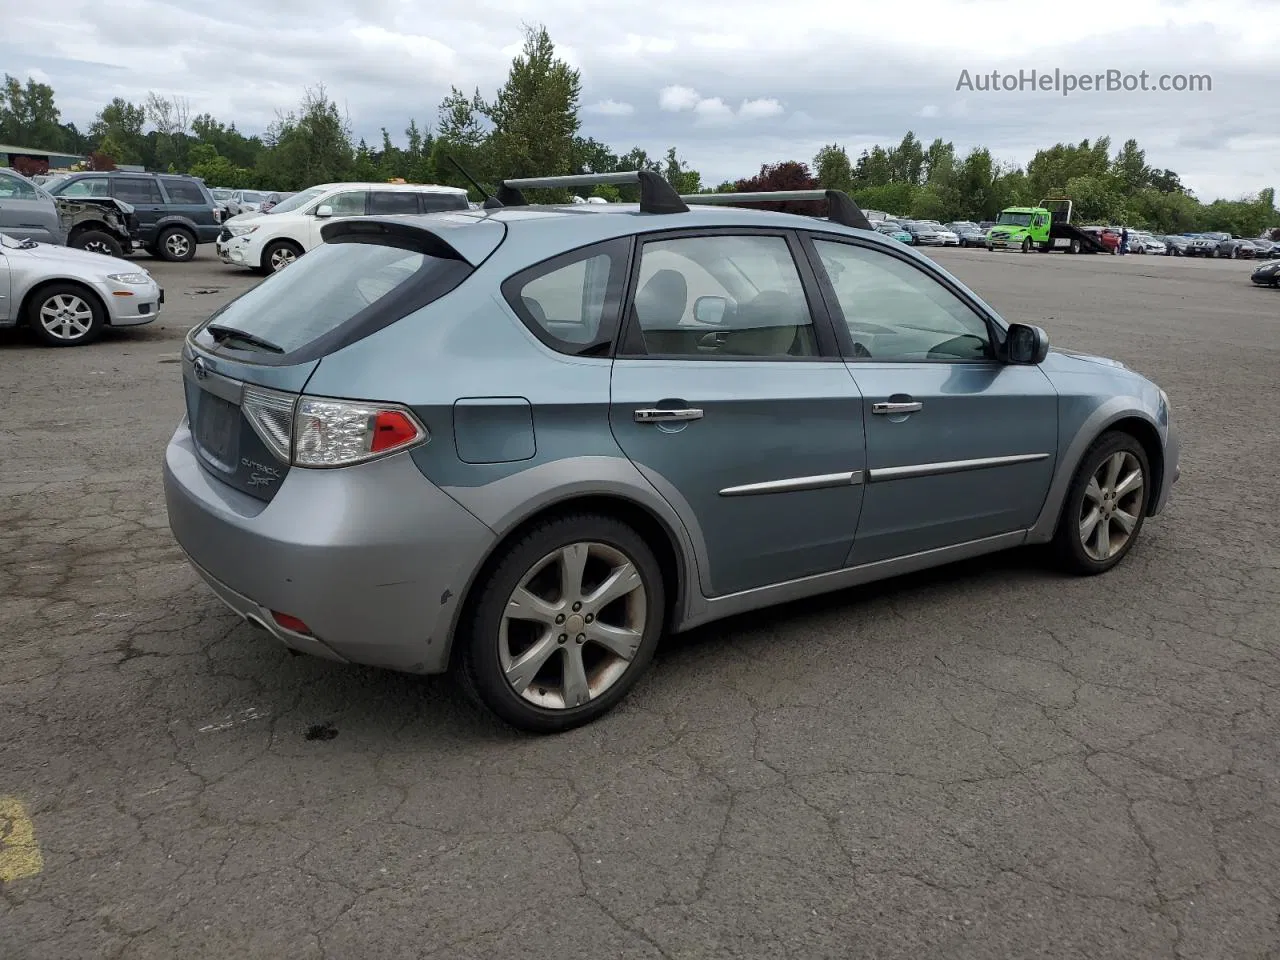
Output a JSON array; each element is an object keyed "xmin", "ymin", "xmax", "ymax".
[{"xmin": 4, "ymin": 0, "xmax": 1277, "ymax": 201}]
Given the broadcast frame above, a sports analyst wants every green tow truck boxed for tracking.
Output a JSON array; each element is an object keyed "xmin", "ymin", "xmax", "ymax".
[{"xmin": 985, "ymin": 199, "xmax": 1110, "ymax": 254}]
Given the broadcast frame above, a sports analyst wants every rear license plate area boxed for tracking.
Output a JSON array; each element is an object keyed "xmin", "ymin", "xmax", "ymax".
[{"xmin": 195, "ymin": 393, "xmax": 239, "ymax": 470}]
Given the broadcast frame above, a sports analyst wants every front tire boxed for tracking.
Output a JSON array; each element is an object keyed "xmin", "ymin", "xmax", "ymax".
[
  {"xmin": 457, "ymin": 514, "xmax": 666, "ymax": 733},
  {"xmin": 1021, "ymin": 236, "xmax": 1033, "ymax": 253},
  {"xmin": 156, "ymin": 226, "xmax": 196, "ymax": 262},
  {"xmin": 1052, "ymin": 431, "xmax": 1151, "ymax": 575},
  {"xmin": 69, "ymin": 229, "xmax": 123, "ymax": 258},
  {"xmin": 259, "ymin": 239, "xmax": 303, "ymax": 275},
  {"xmin": 27, "ymin": 283, "xmax": 106, "ymax": 347}
]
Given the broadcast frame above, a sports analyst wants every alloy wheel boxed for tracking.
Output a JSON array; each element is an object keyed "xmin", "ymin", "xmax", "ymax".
[
  {"xmin": 83, "ymin": 239, "xmax": 113, "ymax": 255},
  {"xmin": 270, "ymin": 247, "xmax": 297, "ymax": 271},
  {"xmin": 165, "ymin": 232, "xmax": 192, "ymax": 258},
  {"xmin": 38, "ymin": 293, "xmax": 94, "ymax": 342},
  {"xmin": 499, "ymin": 541, "xmax": 648, "ymax": 710},
  {"xmin": 1079, "ymin": 451, "xmax": 1145, "ymax": 561}
]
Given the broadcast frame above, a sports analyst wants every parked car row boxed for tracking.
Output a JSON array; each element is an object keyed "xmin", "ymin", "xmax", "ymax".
[
  {"xmin": 214, "ymin": 181, "xmax": 470, "ymax": 274},
  {"xmin": 210, "ymin": 188, "xmax": 296, "ymax": 219}
]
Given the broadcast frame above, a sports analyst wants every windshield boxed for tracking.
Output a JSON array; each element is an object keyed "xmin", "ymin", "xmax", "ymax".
[
  {"xmin": 875, "ymin": 224, "xmax": 901, "ymax": 234},
  {"xmin": 195, "ymin": 239, "xmax": 469, "ymax": 355},
  {"xmin": 996, "ymin": 212, "xmax": 1033, "ymax": 227},
  {"xmin": 267, "ymin": 187, "xmax": 326, "ymax": 215},
  {"xmin": 212, "ymin": 189, "xmax": 233, "ymax": 201},
  {"xmin": 241, "ymin": 191, "xmax": 268, "ymax": 203}
]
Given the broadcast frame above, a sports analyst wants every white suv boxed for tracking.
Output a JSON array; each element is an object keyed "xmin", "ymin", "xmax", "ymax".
[{"xmin": 216, "ymin": 182, "xmax": 470, "ymax": 274}]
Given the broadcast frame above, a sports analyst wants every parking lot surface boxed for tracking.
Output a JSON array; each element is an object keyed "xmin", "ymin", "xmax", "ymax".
[{"xmin": 2, "ymin": 248, "xmax": 1278, "ymax": 959}]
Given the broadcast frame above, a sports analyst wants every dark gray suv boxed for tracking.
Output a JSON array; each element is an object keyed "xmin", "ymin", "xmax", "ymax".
[{"xmin": 48, "ymin": 172, "xmax": 220, "ymax": 262}]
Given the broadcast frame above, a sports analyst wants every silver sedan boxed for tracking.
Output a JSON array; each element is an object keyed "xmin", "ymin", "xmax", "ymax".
[{"xmin": 0, "ymin": 233, "xmax": 163, "ymax": 346}]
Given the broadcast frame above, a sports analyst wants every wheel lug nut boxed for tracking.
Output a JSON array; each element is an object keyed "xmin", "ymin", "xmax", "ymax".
[
  {"xmin": 576, "ymin": 634, "xmax": 586, "ymax": 644},
  {"xmin": 555, "ymin": 614, "xmax": 565, "ymax": 624},
  {"xmin": 584, "ymin": 614, "xmax": 594, "ymax": 623},
  {"xmin": 572, "ymin": 602, "xmax": 582, "ymax": 612},
  {"xmin": 558, "ymin": 634, "xmax": 567, "ymax": 644}
]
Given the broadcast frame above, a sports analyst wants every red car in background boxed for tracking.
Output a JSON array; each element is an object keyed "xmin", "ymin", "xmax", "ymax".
[{"xmin": 1082, "ymin": 226, "xmax": 1122, "ymax": 253}]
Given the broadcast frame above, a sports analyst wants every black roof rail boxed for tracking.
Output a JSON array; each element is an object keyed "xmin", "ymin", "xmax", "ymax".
[
  {"xmin": 678, "ymin": 189, "xmax": 872, "ymax": 231},
  {"xmin": 496, "ymin": 170, "xmax": 689, "ymax": 214}
]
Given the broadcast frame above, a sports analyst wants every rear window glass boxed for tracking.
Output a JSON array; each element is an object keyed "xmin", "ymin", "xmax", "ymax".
[{"xmin": 197, "ymin": 240, "xmax": 466, "ymax": 356}]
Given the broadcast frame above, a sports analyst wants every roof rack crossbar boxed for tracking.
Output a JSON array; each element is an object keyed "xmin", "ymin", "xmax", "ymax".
[
  {"xmin": 497, "ymin": 170, "xmax": 689, "ymax": 214},
  {"xmin": 679, "ymin": 188, "xmax": 872, "ymax": 231}
]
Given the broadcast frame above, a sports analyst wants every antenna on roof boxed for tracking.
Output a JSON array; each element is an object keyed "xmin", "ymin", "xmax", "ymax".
[
  {"xmin": 679, "ymin": 189, "xmax": 873, "ymax": 230},
  {"xmin": 445, "ymin": 155, "xmax": 503, "ymax": 209},
  {"xmin": 497, "ymin": 170, "xmax": 689, "ymax": 214}
]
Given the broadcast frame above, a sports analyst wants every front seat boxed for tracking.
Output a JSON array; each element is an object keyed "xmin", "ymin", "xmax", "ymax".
[{"xmin": 633, "ymin": 269, "xmax": 688, "ymax": 353}]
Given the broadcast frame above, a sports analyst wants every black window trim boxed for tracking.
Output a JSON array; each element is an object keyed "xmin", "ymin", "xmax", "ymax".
[
  {"xmin": 499, "ymin": 236, "xmax": 635, "ymax": 358},
  {"xmin": 614, "ymin": 226, "xmax": 844, "ymax": 363},
  {"xmin": 798, "ymin": 230, "xmax": 1010, "ymax": 364}
]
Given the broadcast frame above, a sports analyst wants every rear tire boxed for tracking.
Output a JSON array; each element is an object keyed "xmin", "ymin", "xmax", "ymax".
[
  {"xmin": 69, "ymin": 229, "xmax": 123, "ymax": 258},
  {"xmin": 156, "ymin": 226, "xmax": 196, "ymax": 262},
  {"xmin": 1069, "ymin": 239, "xmax": 1081, "ymax": 254},
  {"xmin": 27, "ymin": 283, "xmax": 106, "ymax": 347},
  {"xmin": 456, "ymin": 513, "xmax": 666, "ymax": 733},
  {"xmin": 1052, "ymin": 431, "xmax": 1151, "ymax": 576}
]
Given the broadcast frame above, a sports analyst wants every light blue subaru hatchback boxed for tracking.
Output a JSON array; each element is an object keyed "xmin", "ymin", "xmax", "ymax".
[{"xmin": 163, "ymin": 171, "xmax": 1180, "ymax": 732}]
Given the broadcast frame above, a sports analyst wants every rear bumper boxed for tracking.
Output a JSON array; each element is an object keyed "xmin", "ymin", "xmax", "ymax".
[{"xmin": 163, "ymin": 420, "xmax": 496, "ymax": 674}]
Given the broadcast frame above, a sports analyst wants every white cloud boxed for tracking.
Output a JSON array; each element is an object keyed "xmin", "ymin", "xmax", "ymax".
[
  {"xmin": 659, "ymin": 85, "xmax": 702, "ymax": 112},
  {"xmin": 587, "ymin": 99, "xmax": 635, "ymax": 116},
  {"xmin": 1, "ymin": 0, "xmax": 1276, "ymax": 198},
  {"xmin": 739, "ymin": 98, "xmax": 784, "ymax": 119},
  {"xmin": 693, "ymin": 97, "xmax": 734, "ymax": 123},
  {"xmin": 919, "ymin": 104, "xmax": 940, "ymax": 118}
]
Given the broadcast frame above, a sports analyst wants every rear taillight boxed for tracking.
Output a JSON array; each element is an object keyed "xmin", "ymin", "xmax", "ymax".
[{"xmin": 240, "ymin": 387, "xmax": 428, "ymax": 468}]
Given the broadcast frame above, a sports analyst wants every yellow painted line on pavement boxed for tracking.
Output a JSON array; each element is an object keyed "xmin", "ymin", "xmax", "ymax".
[{"xmin": 0, "ymin": 797, "xmax": 44, "ymax": 882}]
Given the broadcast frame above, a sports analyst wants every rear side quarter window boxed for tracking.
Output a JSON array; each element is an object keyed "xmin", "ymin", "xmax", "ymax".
[
  {"xmin": 161, "ymin": 178, "xmax": 210, "ymax": 205},
  {"xmin": 501, "ymin": 238, "xmax": 632, "ymax": 355}
]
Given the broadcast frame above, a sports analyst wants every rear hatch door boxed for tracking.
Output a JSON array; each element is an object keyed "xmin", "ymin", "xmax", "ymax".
[{"xmin": 182, "ymin": 214, "xmax": 505, "ymax": 504}]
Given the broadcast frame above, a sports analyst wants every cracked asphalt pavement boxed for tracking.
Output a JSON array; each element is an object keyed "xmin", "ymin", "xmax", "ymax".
[{"xmin": 2, "ymin": 248, "xmax": 1278, "ymax": 959}]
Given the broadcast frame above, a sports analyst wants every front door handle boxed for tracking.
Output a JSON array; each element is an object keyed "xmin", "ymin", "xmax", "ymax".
[
  {"xmin": 635, "ymin": 407, "xmax": 704, "ymax": 423},
  {"xmin": 872, "ymin": 401, "xmax": 923, "ymax": 415}
]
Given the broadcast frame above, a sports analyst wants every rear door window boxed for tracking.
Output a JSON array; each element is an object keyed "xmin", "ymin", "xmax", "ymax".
[
  {"xmin": 369, "ymin": 191, "xmax": 420, "ymax": 215},
  {"xmin": 194, "ymin": 238, "xmax": 473, "ymax": 360},
  {"xmin": 113, "ymin": 178, "xmax": 163, "ymax": 204}
]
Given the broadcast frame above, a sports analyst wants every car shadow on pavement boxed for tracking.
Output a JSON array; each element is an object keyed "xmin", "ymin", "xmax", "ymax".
[{"xmin": 203, "ymin": 547, "xmax": 1056, "ymax": 745}]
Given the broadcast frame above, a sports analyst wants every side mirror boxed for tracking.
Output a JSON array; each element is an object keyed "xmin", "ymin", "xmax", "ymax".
[
  {"xmin": 693, "ymin": 295, "xmax": 729, "ymax": 325},
  {"xmin": 1005, "ymin": 323, "xmax": 1050, "ymax": 364},
  {"xmin": 314, "ymin": 204, "xmax": 334, "ymax": 218}
]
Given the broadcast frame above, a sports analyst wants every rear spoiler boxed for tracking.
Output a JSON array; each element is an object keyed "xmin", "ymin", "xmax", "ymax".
[{"xmin": 320, "ymin": 215, "xmax": 506, "ymax": 267}]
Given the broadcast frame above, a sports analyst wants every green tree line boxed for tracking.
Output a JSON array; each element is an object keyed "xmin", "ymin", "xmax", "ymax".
[{"xmin": 2, "ymin": 25, "xmax": 1274, "ymax": 235}]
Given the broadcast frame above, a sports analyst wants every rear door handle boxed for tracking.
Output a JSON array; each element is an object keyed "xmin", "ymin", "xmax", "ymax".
[
  {"xmin": 634, "ymin": 407, "xmax": 704, "ymax": 423},
  {"xmin": 872, "ymin": 401, "xmax": 923, "ymax": 415}
]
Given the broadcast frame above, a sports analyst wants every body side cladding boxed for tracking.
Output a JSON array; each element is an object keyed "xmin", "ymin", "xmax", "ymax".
[{"xmin": 436, "ymin": 455, "xmax": 707, "ymax": 652}]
